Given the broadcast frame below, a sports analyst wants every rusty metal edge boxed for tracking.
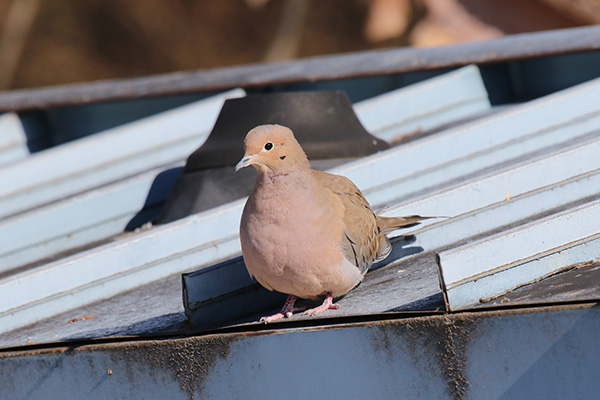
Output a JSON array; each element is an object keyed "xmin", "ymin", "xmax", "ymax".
[
  {"xmin": 0, "ymin": 301, "xmax": 596, "ymax": 355},
  {"xmin": 1, "ymin": 26, "xmax": 600, "ymax": 112}
]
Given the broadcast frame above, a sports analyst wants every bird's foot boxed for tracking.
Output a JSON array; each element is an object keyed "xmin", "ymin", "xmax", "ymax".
[
  {"xmin": 260, "ymin": 295, "xmax": 307, "ymax": 323},
  {"xmin": 304, "ymin": 292, "xmax": 339, "ymax": 316}
]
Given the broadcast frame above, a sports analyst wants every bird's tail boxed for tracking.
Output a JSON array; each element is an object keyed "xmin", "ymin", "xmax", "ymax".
[{"xmin": 377, "ymin": 215, "xmax": 435, "ymax": 234}]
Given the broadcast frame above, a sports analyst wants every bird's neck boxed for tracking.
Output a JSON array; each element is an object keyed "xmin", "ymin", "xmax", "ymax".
[
  {"xmin": 255, "ymin": 166, "xmax": 308, "ymax": 187},
  {"xmin": 251, "ymin": 167, "xmax": 315, "ymax": 206}
]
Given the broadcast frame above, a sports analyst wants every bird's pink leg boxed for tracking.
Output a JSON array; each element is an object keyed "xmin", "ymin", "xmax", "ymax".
[
  {"xmin": 260, "ymin": 295, "xmax": 307, "ymax": 323},
  {"xmin": 304, "ymin": 292, "xmax": 339, "ymax": 316}
]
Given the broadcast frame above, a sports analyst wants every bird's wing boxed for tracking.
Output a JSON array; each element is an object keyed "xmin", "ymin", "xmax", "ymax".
[{"xmin": 312, "ymin": 170, "xmax": 387, "ymax": 274}]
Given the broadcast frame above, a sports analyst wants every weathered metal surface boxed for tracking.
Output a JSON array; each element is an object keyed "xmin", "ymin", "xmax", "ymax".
[
  {"xmin": 0, "ymin": 113, "xmax": 28, "ymax": 166},
  {"xmin": 438, "ymin": 199, "xmax": 600, "ymax": 311},
  {"xmin": 0, "ymin": 26, "xmax": 599, "ymax": 111},
  {"xmin": 487, "ymin": 262, "xmax": 600, "ymax": 307},
  {"xmin": 1, "ymin": 304, "xmax": 598, "ymax": 400},
  {"xmin": 0, "ymin": 247, "xmax": 441, "ymax": 348},
  {"xmin": 0, "ymin": 271, "xmax": 188, "ymax": 348},
  {"xmin": 353, "ymin": 65, "xmax": 490, "ymax": 141},
  {"xmin": 0, "ymin": 89, "xmax": 244, "ymax": 219}
]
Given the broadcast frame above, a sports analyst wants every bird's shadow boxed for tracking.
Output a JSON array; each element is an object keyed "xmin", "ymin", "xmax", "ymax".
[{"xmin": 371, "ymin": 234, "xmax": 423, "ymax": 271}]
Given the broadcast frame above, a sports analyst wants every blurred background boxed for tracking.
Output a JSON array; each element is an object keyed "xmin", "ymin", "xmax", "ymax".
[{"xmin": 0, "ymin": 0, "xmax": 597, "ymax": 91}]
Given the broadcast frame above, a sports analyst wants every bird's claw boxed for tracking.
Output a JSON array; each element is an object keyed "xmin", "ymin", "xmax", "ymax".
[
  {"xmin": 260, "ymin": 313, "xmax": 285, "ymax": 324},
  {"xmin": 259, "ymin": 295, "xmax": 308, "ymax": 323},
  {"xmin": 303, "ymin": 303, "xmax": 339, "ymax": 316},
  {"xmin": 303, "ymin": 293, "xmax": 339, "ymax": 316}
]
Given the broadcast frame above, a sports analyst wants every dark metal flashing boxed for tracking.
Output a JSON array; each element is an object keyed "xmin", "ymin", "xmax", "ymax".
[
  {"xmin": 182, "ymin": 249, "xmax": 445, "ymax": 333},
  {"xmin": 1, "ymin": 26, "xmax": 599, "ymax": 111}
]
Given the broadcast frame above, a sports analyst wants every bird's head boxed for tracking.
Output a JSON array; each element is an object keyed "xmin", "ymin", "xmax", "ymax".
[{"xmin": 235, "ymin": 124, "xmax": 310, "ymax": 174}]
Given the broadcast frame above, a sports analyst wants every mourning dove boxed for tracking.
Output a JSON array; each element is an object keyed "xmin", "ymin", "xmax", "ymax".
[{"xmin": 236, "ymin": 124, "xmax": 428, "ymax": 323}]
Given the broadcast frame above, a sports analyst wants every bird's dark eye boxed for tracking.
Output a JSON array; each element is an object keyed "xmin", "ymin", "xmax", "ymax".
[{"xmin": 264, "ymin": 142, "xmax": 274, "ymax": 151}]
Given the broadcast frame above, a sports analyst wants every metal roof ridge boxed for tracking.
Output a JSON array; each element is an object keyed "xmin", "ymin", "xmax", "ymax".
[{"xmin": 0, "ymin": 26, "xmax": 599, "ymax": 111}]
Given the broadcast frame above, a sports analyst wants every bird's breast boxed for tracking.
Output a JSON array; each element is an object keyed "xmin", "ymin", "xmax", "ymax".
[{"xmin": 239, "ymin": 180, "xmax": 351, "ymax": 297}]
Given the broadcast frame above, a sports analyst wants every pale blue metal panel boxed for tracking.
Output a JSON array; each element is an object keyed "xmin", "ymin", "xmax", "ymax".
[
  {"xmin": 0, "ymin": 113, "xmax": 28, "ymax": 166},
  {"xmin": 438, "ymin": 199, "xmax": 600, "ymax": 311},
  {"xmin": 354, "ymin": 65, "xmax": 490, "ymax": 140},
  {"xmin": 447, "ymin": 236, "xmax": 600, "ymax": 310},
  {"xmin": 384, "ymin": 166, "xmax": 600, "ymax": 262},
  {"xmin": 339, "ymin": 75, "xmax": 600, "ymax": 208},
  {"xmin": 0, "ymin": 198, "xmax": 245, "ymax": 334},
  {"xmin": 0, "ymin": 89, "xmax": 244, "ymax": 219},
  {"xmin": 441, "ymin": 198, "xmax": 600, "ymax": 286},
  {"xmin": 0, "ymin": 164, "xmax": 181, "ymax": 274},
  {"xmin": 380, "ymin": 135, "xmax": 600, "ymax": 228}
]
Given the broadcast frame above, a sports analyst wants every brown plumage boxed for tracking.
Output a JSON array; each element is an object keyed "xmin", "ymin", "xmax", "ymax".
[{"xmin": 236, "ymin": 124, "xmax": 428, "ymax": 322}]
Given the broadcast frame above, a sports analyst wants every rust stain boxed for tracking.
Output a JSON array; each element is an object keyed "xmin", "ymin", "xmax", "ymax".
[
  {"xmin": 389, "ymin": 127, "xmax": 424, "ymax": 145},
  {"xmin": 369, "ymin": 313, "xmax": 477, "ymax": 400},
  {"xmin": 434, "ymin": 315, "xmax": 474, "ymax": 400},
  {"xmin": 66, "ymin": 314, "xmax": 96, "ymax": 324}
]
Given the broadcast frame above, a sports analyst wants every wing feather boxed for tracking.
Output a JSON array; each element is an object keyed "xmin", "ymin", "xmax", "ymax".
[{"xmin": 313, "ymin": 170, "xmax": 385, "ymax": 275}]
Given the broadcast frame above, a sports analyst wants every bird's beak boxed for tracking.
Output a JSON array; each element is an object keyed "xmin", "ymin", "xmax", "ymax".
[{"xmin": 235, "ymin": 154, "xmax": 254, "ymax": 172}]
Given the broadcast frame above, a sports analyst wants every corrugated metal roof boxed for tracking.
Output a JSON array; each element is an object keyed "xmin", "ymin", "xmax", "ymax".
[
  {"xmin": 0, "ymin": 25, "xmax": 599, "ymax": 400},
  {"xmin": 0, "ymin": 65, "xmax": 491, "ymax": 338}
]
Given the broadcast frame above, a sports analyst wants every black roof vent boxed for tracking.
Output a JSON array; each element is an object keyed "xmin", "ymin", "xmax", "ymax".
[{"xmin": 157, "ymin": 90, "xmax": 389, "ymax": 223}]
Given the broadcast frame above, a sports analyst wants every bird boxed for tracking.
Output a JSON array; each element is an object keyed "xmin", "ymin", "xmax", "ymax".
[{"xmin": 236, "ymin": 124, "xmax": 428, "ymax": 323}]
